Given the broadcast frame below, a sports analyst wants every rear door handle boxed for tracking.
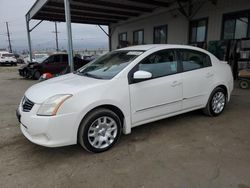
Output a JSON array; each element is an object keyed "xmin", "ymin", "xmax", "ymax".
[
  {"xmin": 206, "ymin": 72, "xmax": 214, "ymax": 78},
  {"xmin": 171, "ymin": 81, "xmax": 182, "ymax": 87}
]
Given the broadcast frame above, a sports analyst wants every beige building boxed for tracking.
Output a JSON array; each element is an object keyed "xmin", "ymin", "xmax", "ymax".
[
  {"xmin": 26, "ymin": 0, "xmax": 250, "ymax": 75},
  {"xmin": 110, "ymin": 0, "xmax": 250, "ymax": 50}
]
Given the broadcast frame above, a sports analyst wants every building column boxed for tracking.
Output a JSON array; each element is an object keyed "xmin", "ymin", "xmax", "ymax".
[
  {"xmin": 26, "ymin": 14, "xmax": 33, "ymax": 63},
  {"xmin": 64, "ymin": 0, "xmax": 74, "ymax": 72}
]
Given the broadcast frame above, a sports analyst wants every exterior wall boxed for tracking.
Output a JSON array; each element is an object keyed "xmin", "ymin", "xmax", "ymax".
[
  {"xmin": 193, "ymin": 0, "xmax": 250, "ymax": 41},
  {"xmin": 110, "ymin": 0, "xmax": 250, "ymax": 50}
]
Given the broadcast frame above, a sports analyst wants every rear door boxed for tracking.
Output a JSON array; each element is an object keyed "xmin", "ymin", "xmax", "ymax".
[
  {"xmin": 129, "ymin": 49, "xmax": 183, "ymax": 125},
  {"xmin": 177, "ymin": 49, "xmax": 214, "ymax": 110}
]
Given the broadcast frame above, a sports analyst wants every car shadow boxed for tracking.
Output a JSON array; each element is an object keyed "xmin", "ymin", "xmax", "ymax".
[{"xmin": 20, "ymin": 109, "xmax": 206, "ymax": 156}]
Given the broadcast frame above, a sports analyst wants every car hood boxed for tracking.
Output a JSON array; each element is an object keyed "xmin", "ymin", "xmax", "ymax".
[
  {"xmin": 25, "ymin": 73, "xmax": 107, "ymax": 103},
  {"xmin": 28, "ymin": 62, "xmax": 39, "ymax": 67},
  {"xmin": 19, "ymin": 62, "xmax": 38, "ymax": 69}
]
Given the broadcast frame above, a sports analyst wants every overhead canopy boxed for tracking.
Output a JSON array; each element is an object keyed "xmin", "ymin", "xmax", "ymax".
[
  {"xmin": 25, "ymin": 0, "xmax": 209, "ymax": 72},
  {"xmin": 26, "ymin": 0, "xmax": 174, "ymax": 25}
]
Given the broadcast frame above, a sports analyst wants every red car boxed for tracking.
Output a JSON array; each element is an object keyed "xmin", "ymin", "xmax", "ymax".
[{"xmin": 19, "ymin": 53, "xmax": 90, "ymax": 79}]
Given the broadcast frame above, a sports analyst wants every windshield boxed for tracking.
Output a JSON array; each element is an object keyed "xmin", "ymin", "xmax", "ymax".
[
  {"xmin": 35, "ymin": 54, "xmax": 47, "ymax": 59},
  {"xmin": 2, "ymin": 53, "xmax": 14, "ymax": 57},
  {"xmin": 76, "ymin": 50, "xmax": 144, "ymax": 79}
]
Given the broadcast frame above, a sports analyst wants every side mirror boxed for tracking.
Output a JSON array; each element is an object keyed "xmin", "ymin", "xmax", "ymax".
[{"xmin": 133, "ymin": 70, "xmax": 152, "ymax": 81}]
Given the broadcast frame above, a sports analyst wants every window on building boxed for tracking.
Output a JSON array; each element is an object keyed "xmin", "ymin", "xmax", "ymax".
[
  {"xmin": 133, "ymin": 30, "xmax": 144, "ymax": 45},
  {"xmin": 178, "ymin": 49, "xmax": 212, "ymax": 72},
  {"xmin": 118, "ymin": 32, "xmax": 128, "ymax": 48},
  {"xmin": 154, "ymin": 25, "xmax": 168, "ymax": 44},
  {"xmin": 118, "ymin": 32, "xmax": 127, "ymax": 43},
  {"xmin": 222, "ymin": 10, "xmax": 250, "ymax": 40},
  {"xmin": 189, "ymin": 18, "xmax": 208, "ymax": 43}
]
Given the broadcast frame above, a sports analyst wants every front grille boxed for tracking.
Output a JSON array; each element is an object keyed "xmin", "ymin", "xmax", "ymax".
[{"xmin": 22, "ymin": 96, "xmax": 34, "ymax": 112}]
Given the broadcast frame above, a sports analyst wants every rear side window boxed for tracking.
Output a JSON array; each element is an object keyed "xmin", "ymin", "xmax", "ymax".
[
  {"xmin": 179, "ymin": 49, "xmax": 211, "ymax": 72},
  {"xmin": 62, "ymin": 55, "xmax": 68, "ymax": 62},
  {"xmin": 138, "ymin": 49, "xmax": 177, "ymax": 78}
]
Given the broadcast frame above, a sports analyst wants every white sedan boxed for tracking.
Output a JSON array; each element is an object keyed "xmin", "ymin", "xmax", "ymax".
[{"xmin": 17, "ymin": 45, "xmax": 234, "ymax": 153}]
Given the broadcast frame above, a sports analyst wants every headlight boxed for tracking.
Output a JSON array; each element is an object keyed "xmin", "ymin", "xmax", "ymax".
[{"xmin": 37, "ymin": 94, "xmax": 72, "ymax": 116}]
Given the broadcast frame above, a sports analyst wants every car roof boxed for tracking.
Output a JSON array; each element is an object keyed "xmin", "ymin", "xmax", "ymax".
[
  {"xmin": 118, "ymin": 44, "xmax": 208, "ymax": 53},
  {"xmin": 0, "ymin": 51, "xmax": 11, "ymax": 54}
]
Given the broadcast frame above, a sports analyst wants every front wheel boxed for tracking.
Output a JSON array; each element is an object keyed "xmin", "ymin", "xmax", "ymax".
[
  {"xmin": 78, "ymin": 108, "xmax": 122, "ymax": 153},
  {"xmin": 203, "ymin": 87, "xmax": 227, "ymax": 117},
  {"xmin": 33, "ymin": 71, "xmax": 41, "ymax": 80}
]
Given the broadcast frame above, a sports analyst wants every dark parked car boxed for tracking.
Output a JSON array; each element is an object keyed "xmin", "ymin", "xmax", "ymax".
[{"xmin": 19, "ymin": 53, "xmax": 90, "ymax": 79}]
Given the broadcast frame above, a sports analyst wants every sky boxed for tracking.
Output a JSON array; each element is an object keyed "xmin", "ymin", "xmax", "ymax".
[{"xmin": 0, "ymin": 0, "xmax": 109, "ymax": 52}]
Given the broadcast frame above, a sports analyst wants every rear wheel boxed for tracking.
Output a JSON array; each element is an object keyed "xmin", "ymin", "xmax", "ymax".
[
  {"xmin": 203, "ymin": 87, "xmax": 227, "ymax": 116},
  {"xmin": 78, "ymin": 108, "xmax": 122, "ymax": 153},
  {"xmin": 239, "ymin": 80, "xmax": 249, "ymax": 89}
]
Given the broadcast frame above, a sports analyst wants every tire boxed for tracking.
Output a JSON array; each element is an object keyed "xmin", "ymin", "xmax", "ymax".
[
  {"xmin": 239, "ymin": 80, "xmax": 249, "ymax": 89},
  {"xmin": 33, "ymin": 71, "xmax": 41, "ymax": 80},
  {"xmin": 203, "ymin": 87, "xmax": 227, "ymax": 117},
  {"xmin": 78, "ymin": 108, "xmax": 122, "ymax": 153}
]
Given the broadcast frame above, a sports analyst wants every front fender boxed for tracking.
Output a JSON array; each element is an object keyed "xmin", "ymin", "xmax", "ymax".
[{"xmin": 73, "ymin": 100, "xmax": 132, "ymax": 143}]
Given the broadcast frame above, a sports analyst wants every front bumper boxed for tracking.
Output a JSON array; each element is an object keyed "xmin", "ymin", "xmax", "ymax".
[
  {"xmin": 18, "ymin": 67, "xmax": 36, "ymax": 78},
  {"xmin": 17, "ymin": 104, "xmax": 78, "ymax": 147},
  {"xmin": 0, "ymin": 60, "xmax": 16, "ymax": 65}
]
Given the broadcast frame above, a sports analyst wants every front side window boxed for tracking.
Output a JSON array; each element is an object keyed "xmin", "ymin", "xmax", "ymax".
[
  {"xmin": 77, "ymin": 50, "xmax": 144, "ymax": 79},
  {"xmin": 138, "ymin": 50, "xmax": 177, "ymax": 78},
  {"xmin": 189, "ymin": 18, "xmax": 208, "ymax": 43},
  {"xmin": 179, "ymin": 50, "xmax": 211, "ymax": 72},
  {"xmin": 222, "ymin": 10, "xmax": 250, "ymax": 40},
  {"xmin": 54, "ymin": 55, "xmax": 61, "ymax": 63},
  {"xmin": 133, "ymin": 30, "xmax": 144, "ymax": 45},
  {"xmin": 154, "ymin": 25, "xmax": 168, "ymax": 44},
  {"xmin": 46, "ymin": 56, "xmax": 54, "ymax": 64}
]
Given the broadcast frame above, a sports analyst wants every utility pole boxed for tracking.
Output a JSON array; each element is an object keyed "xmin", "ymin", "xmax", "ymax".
[
  {"xmin": 52, "ymin": 22, "xmax": 59, "ymax": 52},
  {"xmin": 6, "ymin": 22, "xmax": 12, "ymax": 53}
]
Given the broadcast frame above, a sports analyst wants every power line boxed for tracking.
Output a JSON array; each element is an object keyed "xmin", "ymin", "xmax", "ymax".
[
  {"xmin": 6, "ymin": 22, "xmax": 12, "ymax": 53},
  {"xmin": 52, "ymin": 22, "xmax": 60, "ymax": 52}
]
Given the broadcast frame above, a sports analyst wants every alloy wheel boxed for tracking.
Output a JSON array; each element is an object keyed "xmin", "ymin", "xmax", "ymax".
[
  {"xmin": 87, "ymin": 116, "xmax": 118, "ymax": 149},
  {"xmin": 211, "ymin": 91, "xmax": 226, "ymax": 114}
]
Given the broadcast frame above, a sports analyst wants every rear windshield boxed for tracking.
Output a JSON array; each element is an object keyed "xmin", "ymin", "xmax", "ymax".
[
  {"xmin": 2, "ymin": 53, "xmax": 14, "ymax": 57},
  {"xmin": 35, "ymin": 54, "xmax": 47, "ymax": 59}
]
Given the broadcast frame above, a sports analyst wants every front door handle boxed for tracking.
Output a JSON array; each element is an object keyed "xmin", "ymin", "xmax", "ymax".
[{"xmin": 171, "ymin": 81, "xmax": 182, "ymax": 87}]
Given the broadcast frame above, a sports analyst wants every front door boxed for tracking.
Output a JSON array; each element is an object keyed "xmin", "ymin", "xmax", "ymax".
[
  {"xmin": 43, "ymin": 55, "xmax": 60, "ymax": 74},
  {"xmin": 129, "ymin": 49, "xmax": 183, "ymax": 125}
]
